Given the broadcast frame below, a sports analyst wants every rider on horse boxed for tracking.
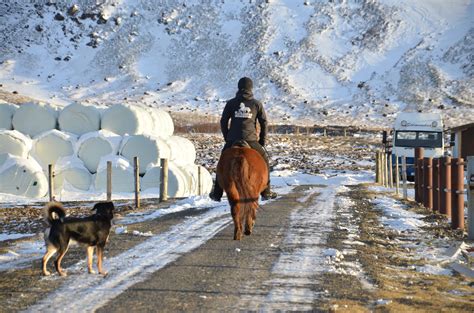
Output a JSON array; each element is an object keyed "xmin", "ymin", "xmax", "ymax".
[{"xmin": 209, "ymin": 77, "xmax": 277, "ymax": 202}]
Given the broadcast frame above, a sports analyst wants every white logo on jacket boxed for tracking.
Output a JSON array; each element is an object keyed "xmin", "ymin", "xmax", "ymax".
[{"xmin": 234, "ymin": 103, "xmax": 253, "ymax": 118}]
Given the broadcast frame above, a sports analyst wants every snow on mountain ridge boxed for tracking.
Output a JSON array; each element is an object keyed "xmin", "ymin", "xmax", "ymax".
[{"xmin": 0, "ymin": 0, "xmax": 472, "ymax": 128}]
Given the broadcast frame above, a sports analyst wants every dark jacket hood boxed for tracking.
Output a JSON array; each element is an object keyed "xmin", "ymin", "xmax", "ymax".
[{"xmin": 236, "ymin": 77, "xmax": 254, "ymax": 100}]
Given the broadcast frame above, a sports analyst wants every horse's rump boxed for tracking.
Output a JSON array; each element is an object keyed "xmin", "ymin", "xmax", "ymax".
[{"xmin": 217, "ymin": 146, "xmax": 268, "ymax": 240}]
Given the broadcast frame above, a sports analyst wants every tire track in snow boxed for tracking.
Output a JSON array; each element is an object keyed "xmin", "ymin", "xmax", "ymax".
[
  {"xmin": 25, "ymin": 205, "xmax": 231, "ymax": 313},
  {"xmin": 240, "ymin": 186, "xmax": 339, "ymax": 311}
]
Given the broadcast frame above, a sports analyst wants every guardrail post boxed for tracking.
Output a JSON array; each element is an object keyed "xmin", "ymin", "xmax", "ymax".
[
  {"xmin": 402, "ymin": 156, "xmax": 408, "ymax": 200},
  {"xmin": 440, "ymin": 156, "xmax": 452, "ymax": 217},
  {"xmin": 160, "ymin": 158, "xmax": 169, "ymax": 202},
  {"xmin": 467, "ymin": 156, "xmax": 474, "ymax": 240},
  {"xmin": 414, "ymin": 147, "xmax": 424, "ymax": 203},
  {"xmin": 451, "ymin": 158, "xmax": 464, "ymax": 230},
  {"xmin": 423, "ymin": 157, "xmax": 433, "ymax": 210},
  {"xmin": 433, "ymin": 158, "xmax": 440, "ymax": 212},
  {"xmin": 106, "ymin": 161, "xmax": 112, "ymax": 201},
  {"xmin": 417, "ymin": 158, "xmax": 424, "ymax": 205},
  {"xmin": 48, "ymin": 164, "xmax": 54, "ymax": 202},
  {"xmin": 134, "ymin": 156, "xmax": 140, "ymax": 209}
]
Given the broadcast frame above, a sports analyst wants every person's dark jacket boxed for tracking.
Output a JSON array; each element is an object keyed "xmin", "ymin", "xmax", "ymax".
[{"xmin": 220, "ymin": 89, "xmax": 268, "ymax": 145}]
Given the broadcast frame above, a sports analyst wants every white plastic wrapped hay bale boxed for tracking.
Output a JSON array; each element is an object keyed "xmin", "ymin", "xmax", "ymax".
[
  {"xmin": 101, "ymin": 104, "xmax": 154, "ymax": 135},
  {"xmin": 181, "ymin": 164, "xmax": 213, "ymax": 196},
  {"xmin": 0, "ymin": 154, "xmax": 48, "ymax": 198},
  {"xmin": 12, "ymin": 102, "xmax": 58, "ymax": 137},
  {"xmin": 0, "ymin": 101, "xmax": 18, "ymax": 130},
  {"xmin": 120, "ymin": 134, "xmax": 171, "ymax": 175},
  {"xmin": 141, "ymin": 164, "xmax": 161, "ymax": 193},
  {"xmin": 146, "ymin": 107, "xmax": 174, "ymax": 138},
  {"xmin": 0, "ymin": 130, "xmax": 32, "ymax": 158},
  {"xmin": 166, "ymin": 136, "xmax": 196, "ymax": 166},
  {"xmin": 77, "ymin": 130, "xmax": 122, "ymax": 173},
  {"xmin": 141, "ymin": 162, "xmax": 189, "ymax": 197},
  {"xmin": 53, "ymin": 156, "xmax": 92, "ymax": 193},
  {"xmin": 58, "ymin": 102, "xmax": 101, "ymax": 135},
  {"xmin": 94, "ymin": 156, "xmax": 135, "ymax": 193},
  {"xmin": 30, "ymin": 130, "xmax": 76, "ymax": 169}
]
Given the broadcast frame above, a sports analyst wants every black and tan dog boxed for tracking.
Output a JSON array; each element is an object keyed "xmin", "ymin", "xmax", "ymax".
[{"xmin": 42, "ymin": 201, "xmax": 114, "ymax": 276}]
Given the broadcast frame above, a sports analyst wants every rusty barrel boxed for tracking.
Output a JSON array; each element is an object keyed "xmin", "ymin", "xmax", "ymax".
[{"xmin": 451, "ymin": 158, "xmax": 465, "ymax": 230}]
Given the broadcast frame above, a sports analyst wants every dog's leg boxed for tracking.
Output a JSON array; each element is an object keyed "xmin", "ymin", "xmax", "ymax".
[
  {"xmin": 42, "ymin": 244, "xmax": 57, "ymax": 276},
  {"xmin": 87, "ymin": 246, "xmax": 96, "ymax": 274},
  {"xmin": 54, "ymin": 242, "xmax": 70, "ymax": 277},
  {"xmin": 96, "ymin": 245, "xmax": 108, "ymax": 275}
]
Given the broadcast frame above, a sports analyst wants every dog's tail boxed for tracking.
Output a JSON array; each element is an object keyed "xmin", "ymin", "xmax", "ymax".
[{"xmin": 44, "ymin": 202, "xmax": 66, "ymax": 225}]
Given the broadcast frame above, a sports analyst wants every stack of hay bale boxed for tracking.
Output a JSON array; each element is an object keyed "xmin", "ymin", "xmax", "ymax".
[{"xmin": 0, "ymin": 101, "xmax": 212, "ymax": 199}]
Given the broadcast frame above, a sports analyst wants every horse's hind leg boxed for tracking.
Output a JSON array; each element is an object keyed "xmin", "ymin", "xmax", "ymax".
[
  {"xmin": 244, "ymin": 205, "xmax": 257, "ymax": 236},
  {"xmin": 231, "ymin": 202, "xmax": 242, "ymax": 240}
]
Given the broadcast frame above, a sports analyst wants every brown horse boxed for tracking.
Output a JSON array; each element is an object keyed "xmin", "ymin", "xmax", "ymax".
[{"xmin": 217, "ymin": 143, "xmax": 269, "ymax": 240}]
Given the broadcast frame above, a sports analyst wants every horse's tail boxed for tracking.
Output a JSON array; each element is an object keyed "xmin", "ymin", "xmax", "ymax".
[{"xmin": 230, "ymin": 154, "xmax": 258, "ymax": 222}]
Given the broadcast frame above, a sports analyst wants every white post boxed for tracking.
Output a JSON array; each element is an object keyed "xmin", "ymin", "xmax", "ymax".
[
  {"xmin": 402, "ymin": 156, "xmax": 408, "ymax": 200},
  {"xmin": 467, "ymin": 156, "xmax": 474, "ymax": 240}
]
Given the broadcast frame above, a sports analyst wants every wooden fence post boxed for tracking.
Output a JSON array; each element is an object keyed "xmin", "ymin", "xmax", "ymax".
[
  {"xmin": 395, "ymin": 155, "xmax": 400, "ymax": 195},
  {"xmin": 48, "ymin": 164, "xmax": 54, "ymax": 202},
  {"xmin": 383, "ymin": 152, "xmax": 388, "ymax": 187},
  {"xmin": 402, "ymin": 156, "xmax": 408, "ymax": 200},
  {"xmin": 467, "ymin": 156, "xmax": 474, "ymax": 240},
  {"xmin": 106, "ymin": 161, "xmax": 112, "ymax": 201},
  {"xmin": 440, "ymin": 156, "xmax": 452, "ymax": 217},
  {"xmin": 451, "ymin": 158, "xmax": 464, "ymax": 230},
  {"xmin": 388, "ymin": 153, "xmax": 393, "ymax": 188},
  {"xmin": 198, "ymin": 166, "xmax": 202, "ymax": 196},
  {"xmin": 375, "ymin": 151, "xmax": 381, "ymax": 184},
  {"xmin": 160, "ymin": 158, "xmax": 169, "ymax": 202},
  {"xmin": 134, "ymin": 156, "xmax": 140, "ymax": 209},
  {"xmin": 423, "ymin": 157, "xmax": 433, "ymax": 210}
]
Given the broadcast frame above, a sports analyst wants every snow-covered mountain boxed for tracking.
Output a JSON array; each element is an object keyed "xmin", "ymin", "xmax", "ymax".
[{"xmin": 0, "ymin": 0, "xmax": 472, "ymax": 128}]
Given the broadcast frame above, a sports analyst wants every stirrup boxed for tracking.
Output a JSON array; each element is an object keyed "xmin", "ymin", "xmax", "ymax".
[{"xmin": 209, "ymin": 191, "xmax": 221, "ymax": 202}]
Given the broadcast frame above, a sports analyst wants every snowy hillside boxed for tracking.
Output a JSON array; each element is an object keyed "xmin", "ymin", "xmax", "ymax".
[{"xmin": 0, "ymin": 0, "xmax": 472, "ymax": 128}]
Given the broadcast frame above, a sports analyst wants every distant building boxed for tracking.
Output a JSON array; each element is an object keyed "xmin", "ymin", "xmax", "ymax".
[{"xmin": 449, "ymin": 122, "xmax": 474, "ymax": 159}]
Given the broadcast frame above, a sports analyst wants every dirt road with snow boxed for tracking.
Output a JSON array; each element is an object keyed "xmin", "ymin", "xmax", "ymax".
[
  {"xmin": 2, "ymin": 182, "xmax": 472, "ymax": 312},
  {"xmin": 1, "ymin": 134, "xmax": 472, "ymax": 312}
]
